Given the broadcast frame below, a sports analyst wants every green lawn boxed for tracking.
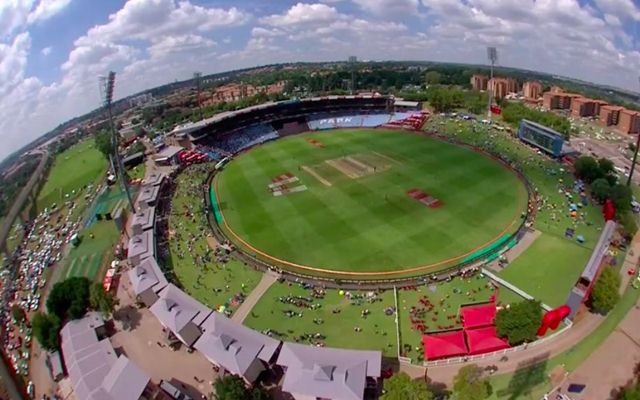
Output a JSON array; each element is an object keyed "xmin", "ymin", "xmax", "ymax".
[
  {"xmin": 167, "ymin": 164, "xmax": 262, "ymax": 314},
  {"xmin": 60, "ymin": 220, "xmax": 120, "ymax": 282},
  {"xmin": 127, "ymin": 164, "xmax": 146, "ymax": 181},
  {"xmin": 244, "ymin": 281, "xmax": 398, "ymax": 357},
  {"xmin": 217, "ymin": 129, "xmax": 527, "ymax": 276},
  {"xmin": 497, "ymin": 234, "xmax": 593, "ymax": 307},
  {"xmin": 37, "ymin": 140, "xmax": 106, "ymax": 211}
]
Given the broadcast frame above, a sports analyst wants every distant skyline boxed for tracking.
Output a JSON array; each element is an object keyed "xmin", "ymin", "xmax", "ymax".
[{"xmin": 1, "ymin": 0, "xmax": 640, "ymax": 160}]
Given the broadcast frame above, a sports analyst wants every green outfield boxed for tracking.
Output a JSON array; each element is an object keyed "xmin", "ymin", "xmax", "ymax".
[
  {"xmin": 37, "ymin": 139, "xmax": 106, "ymax": 210},
  {"xmin": 216, "ymin": 129, "xmax": 528, "ymax": 277}
]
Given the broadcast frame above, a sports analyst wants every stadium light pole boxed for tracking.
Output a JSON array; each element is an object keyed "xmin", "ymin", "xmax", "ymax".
[
  {"xmin": 487, "ymin": 47, "xmax": 498, "ymax": 120},
  {"xmin": 100, "ymin": 71, "xmax": 136, "ymax": 213},
  {"xmin": 194, "ymin": 71, "xmax": 203, "ymax": 120}
]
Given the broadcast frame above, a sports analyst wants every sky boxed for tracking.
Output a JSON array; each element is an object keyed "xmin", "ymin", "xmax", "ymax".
[{"xmin": 1, "ymin": 0, "xmax": 640, "ymax": 161}]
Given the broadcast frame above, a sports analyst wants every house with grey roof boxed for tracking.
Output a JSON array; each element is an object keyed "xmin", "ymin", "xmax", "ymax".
[
  {"xmin": 149, "ymin": 283, "xmax": 212, "ymax": 347},
  {"xmin": 127, "ymin": 229, "xmax": 155, "ymax": 265},
  {"xmin": 127, "ymin": 257, "xmax": 168, "ymax": 307},
  {"xmin": 136, "ymin": 184, "xmax": 160, "ymax": 208},
  {"xmin": 277, "ymin": 343, "xmax": 382, "ymax": 400},
  {"xmin": 60, "ymin": 312, "xmax": 150, "ymax": 400},
  {"xmin": 131, "ymin": 206, "xmax": 156, "ymax": 235},
  {"xmin": 194, "ymin": 312, "xmax": 281, "ymax": 384}
]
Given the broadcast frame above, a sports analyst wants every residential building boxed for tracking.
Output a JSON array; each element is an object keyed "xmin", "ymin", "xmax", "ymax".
[
  {"xmin": 60, "ymin": 313, "xmax": 151, "ymax": 400},
  {"xmin": 470, "ymin": 74, "xmax": 488, "ymax": 91},
  {"xmin": 149, "ymin": 284, "xmax": 212, "ymax": 347},
  {"xmin": 488, "ymin": 77, "xmax": 518, "ymax": 99},
  {"xmin": 599, "ymin": 105, "xmax": 624, "ymax": 126},
  {"xmin": 128, "ymin": 257, "xmax": 168, "ymax": 307},
  {"xmin": 523, "ymin": 81, "xmax": 543, "ymax": 100},
  {"xmin": 194, "ymin": 312, "xmax": 281, "ymax": 384},
  {"xmin": 542, "ymin": 90, "xmax": 579, "ymax": 110},
  {"xmin": 277, "ymin": 343, "xmax": 382, "ymax": 400},
  {"xmin": 618, "ymin": 109, "xmax": 640, "ymax": 134}
]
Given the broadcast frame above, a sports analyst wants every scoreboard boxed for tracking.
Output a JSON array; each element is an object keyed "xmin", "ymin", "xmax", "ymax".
[{"xmin": 517, "ymin": 119, "xmax": 564, "ymax": 157}]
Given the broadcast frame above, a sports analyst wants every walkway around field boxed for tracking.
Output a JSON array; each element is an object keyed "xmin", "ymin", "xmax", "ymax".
[
  {"xmin": 231, "ymin": 271, "xmax": 279, "ymax": 323},
  {"xmin": 487, "ymin": 229, "xmax": 541, "ymax": 272}
]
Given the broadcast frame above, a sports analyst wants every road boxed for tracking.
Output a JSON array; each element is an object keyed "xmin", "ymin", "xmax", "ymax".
[
  {"xmin": 0, "ymin": 149, "xmax": 49, "ymax": 254},
  {"xmin": 569, "ymin": 137, "xmax": 640, "ymax": 185}
]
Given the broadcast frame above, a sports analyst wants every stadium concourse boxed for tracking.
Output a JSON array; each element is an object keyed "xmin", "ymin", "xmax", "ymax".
[{"xmin": 42, "ymin": 95, "xmax": 633, "ymax": 400}]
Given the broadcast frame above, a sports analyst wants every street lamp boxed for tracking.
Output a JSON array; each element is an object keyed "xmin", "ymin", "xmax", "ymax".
[{"xmin": 99, "ymin": 71, "xmax": 136, "ymax": 212}]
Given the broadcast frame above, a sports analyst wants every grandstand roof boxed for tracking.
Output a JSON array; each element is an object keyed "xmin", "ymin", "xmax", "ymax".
[
  {"xmin": 422, "ymin": 330, "xmax": 468, "ymax": 360},
  {"xmin": 128, "ymin": 257, "xmax": 168, "ymax": 297},
  {"xmin": 131, "ymin": 206, "xmax": 155, "ymax": 232},
  {"xmin": 460, "ymin": 303, "xmax": 496, "ymax": 329},
  {"xmin": 136, "ymin": 184, "xmax": 160, "ymax": 206},
  {"xmin": 465, "ymin": 327, "xmax": 510, "ymax": 355},
  {"xmin": 143, "ymin": 170, "xmax": 166, "ymax": 186},
  {"xmin": 126, "ymin": 229, "xmax": 154, "ymax": 263},
  {"xmin": 277, "ymin": 343, "xmax": 381, "ymax": 400},
  {"xmin": 194, "ymin": 312, "xmax": 280, "ymax": 381}
]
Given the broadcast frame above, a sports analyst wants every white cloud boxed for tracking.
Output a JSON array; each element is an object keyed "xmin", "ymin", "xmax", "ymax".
[
  {"xmin": 76, "ymin": 0, "xmax": 250, "ymax": 46},
  {"xmin": 0, "ymin": 0, "xmax": 34, "ymax": 37},
  {"xmin": 147, "ymin": 34, "xmax": 215, "ymax": 58},
  {"xmin": 0, "ymin": 32, "xmax": 31, "ymax": 97},
  {"xmin": 261, "ymin": 3, "xmax": 340, "ymax": 27},
  {"xmin": 40, "ymin": 45, "xmax": 51, "ymax": 55},
  {"xmin": 27, "ymin": 0, "xmax": 72, "ymax": 24},
  {"xmin": 352, "ymin": 0, "xmax": 419, "ymax": 16},
  {"xmin": 594, "ymin": 0, "xmax": 640, "ymax": 21}
]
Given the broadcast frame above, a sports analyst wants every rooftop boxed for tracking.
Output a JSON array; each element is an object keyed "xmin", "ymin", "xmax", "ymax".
[
  {"xmin": 153, "ymin": 145, "xmax": 184, "ymax": 161},
  {"xmin": 127, "ymin": 229, "xmax": 155, "ymax": 262},
  {"xmin": 131, "ymin": 206, "xmax": 155, "ymax": 232},
  {"xmin": 60, "ymin": 313, "xmax": 149, "ymax": 400},
  {"xmin": 149, "ymin": 284, "xmax": 211, "ymax": 335},
  {"xmin": 128, "ymin": 257, "xmax": 168, "ymax": 297},
  {"xmin": 136, "ymin": 184, "xmax": 160, "ymax": 206},
  {"xmin": 143, "ymin": 171, "xmax": 167, "ymax": 186},
  {"xmin": 194, "ymin": 312, "xmax": 280, "ymax": 378},
  {"xmin": 277, "ymin": 342, "xmax": 381, "ymax": 400}
]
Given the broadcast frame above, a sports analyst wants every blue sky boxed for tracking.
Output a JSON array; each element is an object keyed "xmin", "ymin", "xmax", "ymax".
[{"xmin": 1, "ymin": 0, "xmax": 640, "ymax": 160}]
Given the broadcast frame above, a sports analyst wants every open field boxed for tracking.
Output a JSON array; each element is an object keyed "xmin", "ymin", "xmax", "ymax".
[
  {"xmin": 498, "ymin": 234, "xmax": 593, "ymax": 308},
  {"xmin": 37, "ymin": 140, "xmax": 106, "ymax": 211},
  {"xmin": 60, "ymin": 219, "xmax": 120, "ymax": 282},
  {"xmin": 167, "ymin": 164, "xmax": 262, "ymax": 314},
  {"xmin": 216, "ymin": 129, "xmax": 528, "ymax": 277}
]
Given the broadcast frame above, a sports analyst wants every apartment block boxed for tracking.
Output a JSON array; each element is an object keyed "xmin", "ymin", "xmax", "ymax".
[
  {"xmin": 523, "ymin": 81, "xmax": 543, "ymax": 100},
  {"xmin": 470, "ymin": 74, "xmax": 488, "ymax": 91}
]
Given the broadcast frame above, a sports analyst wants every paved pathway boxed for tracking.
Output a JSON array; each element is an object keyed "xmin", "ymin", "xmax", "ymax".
[
  {"xmin": 618, "ymin": 233, "xmax": 640, "ymax": 294},
  {"xmin": 486, "ymin": 229, "xmax": 541, "ymax": 272},
  {"xmin": 231, "ymin": 272, "xmax": 279, "ymax": 323}
]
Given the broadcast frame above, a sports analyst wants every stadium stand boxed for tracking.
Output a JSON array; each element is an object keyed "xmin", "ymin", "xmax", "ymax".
[{"xmin": 361, "ymin": 114, "xmax": 392, "ymax": 127}]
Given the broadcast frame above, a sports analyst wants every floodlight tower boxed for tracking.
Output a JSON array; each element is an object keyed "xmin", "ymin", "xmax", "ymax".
[
  {"xmin": 487, "ymin": 47, "xmax": 498, "ymax": 119},
  {"xmin": 100, "ymin": 71, "xmax": 136, "ymax": 213},
  {"xmin": 626, "ymin": 75, "xmax": 640, "ymax": 186},
  {"xmin": 193, "ymin": 71, "xmax": 203, "ymax": 119}
]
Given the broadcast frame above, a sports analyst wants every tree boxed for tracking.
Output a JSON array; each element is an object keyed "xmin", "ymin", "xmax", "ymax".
[
  {"xmin": 574, "ymin": 156, "xmax": 603, "ymax": 183},
  {"xmin": 249, "ymin": 387, "xmax": 272, "ymax": 400},
  {"xmin": 95, "ymin": 129, "xmax": 115, "ymax": 160},
  {"xmin": 591, "ymin": 178, "xmax": 612, "ymax": 202},
  {"xmin": 611, "ymin": 183, "xmax": 633, "ymax": 212},
  {"xmin": 495, "ymin": 299, "xmax": 542, "ymax": 345},
  {"xmin": 425, "ymin": 71, "xmax": 442, "ymax": 85},
  {"xmin": 32, "ymin": 312, "xmax": 61, "ymax": 350},
  {"xmin": 620, "ymin": 210, "xmax": 639, "ymax": 238},
  {"xmin": 452, "ymin": 365, "xmax": 492, "ymax": 400},
  {"xmin": 598, "ymin": 158, "xmax": 615, "ymax": 176},
  {"xmin": 46, "ymin": 276, "xmax": 92, "ymax": 320},
  {"xmin": 213, "ymin": 375, "xmax": 249, "ymax": 400},
  {"xmin": 89, "ymin": 283, "xmax": 117, "ymax": 317},
  {"xmin": 620, "ymin": 381, "xmax": 640, "ymax": 400},
  {"xmin": 382, "ymin": 372, "xmax": 433, "ymax": 400},
  {"xmin": 590, "ymin": 267, "xmax": 620, "ymax": 314},
  {"xmin": 11, "ymin": 304, "xmax": 26, "ymax": 324}
]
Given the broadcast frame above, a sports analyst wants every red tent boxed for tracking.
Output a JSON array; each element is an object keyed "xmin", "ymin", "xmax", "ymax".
[
  {"xmin": 460, "ymin": 303, "xmax": 496, "ymax": 329},
  {"xmin": 465, "ymin": 327, "xmax": 510, "ymax": 355},
  {"xmin": 422, "ymin": 330, "xmax": 468, "ymax": 360}
]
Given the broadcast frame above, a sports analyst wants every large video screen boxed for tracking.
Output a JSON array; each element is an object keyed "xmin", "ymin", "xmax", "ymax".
[{"xmin": 519, "ymin": 124, "xmax": 562, "ymax": 155}]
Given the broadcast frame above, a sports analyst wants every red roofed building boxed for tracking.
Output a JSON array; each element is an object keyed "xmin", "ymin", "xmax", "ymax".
[
  {"xmin": 465, "ymin": 327, "xmax": 510, "ymax": 355},
  {"xmin": 422, "ymin": 330, "xmax": 468, "ymax": 360},
  {"xmin": 460, "ymin": 303, "xmax": 496, "ymax": 329}
]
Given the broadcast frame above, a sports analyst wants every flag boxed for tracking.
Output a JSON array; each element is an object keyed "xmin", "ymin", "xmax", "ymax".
[{"xmin": 490, "ymin": 105, "xmax": 502, "ymax": 115}]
